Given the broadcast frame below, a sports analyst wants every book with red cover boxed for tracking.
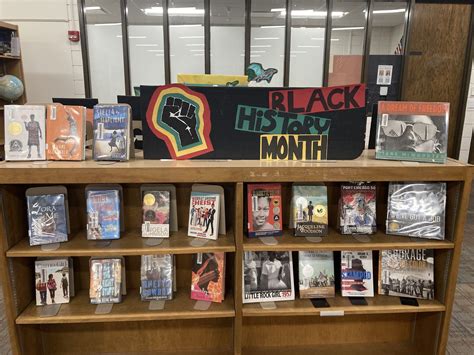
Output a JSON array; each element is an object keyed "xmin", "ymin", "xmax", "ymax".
[
  {"xmin": 247, "ymin": 184, "xmax": 283, "ymax": 237},
  {"xmin": 191, "ymin": 253, "xmax": 225, "ymax": 303}
]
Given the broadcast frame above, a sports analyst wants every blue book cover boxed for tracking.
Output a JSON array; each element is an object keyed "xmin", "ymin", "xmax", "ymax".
[
  {"xmin": 93, "ymin": 104, "xmax": 130, "ymax": 161},
  {"xmin": 27, "ymin": 194, "xmax": 68, "ymax": 246},
  {"xmin": 140, "ymin": 254, "xmax": 173, "ymax": 301},
  {"xmin": 87, "ymin": 190, "xmax": 120, "ymax": 240}
]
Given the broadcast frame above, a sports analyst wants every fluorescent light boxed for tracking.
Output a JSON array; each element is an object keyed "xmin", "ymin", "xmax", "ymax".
[
  {"xmin": 170, "ymin": 24, "xmax": 203, "ymax": 28},
  {"xmin": 251, "ymin": 45, "xmax": 271, "ymax": 48},
  {"xmin": 259, "ymin": 25, "xmax": 285, "ymax": 29},
  {"xmin": 116, "ymin": 35, "xmax": 147, "ymax": 39},
  {"xmin": 190, "ymin": 49, "xmax": 204, "ymax": 52},
  {"xmin": 193, "ymin": 53, "xmax": 204, "ymax": 56},
  {"xmin": 93, "ymin": 23, "xmax": 121, "ymax": 26},
  {"xmin": 273, "ymin": 9, "xmax": 346, "ymax": 18},
  {"xmin": 186, "ymin": 43, "xmax": 204, "ymax": 46},
  {"xmin": 290, "ymin": 50, "xmax": 307, "ymax": 54},
  {"xmin": 251, "ymin": 50, "xmax": 266, "ymax": 53},
  {"xmin": 84, "ymin": 6, "xmax": 101, "ymax": 12},
  {"xmin": 147, "ymin": 49, "xmax": 164, "ymax": 52},
  {"xmin": 250, "ymin": 54, "xmax": 262, "ymax": 57},
  {"xmin": 333, "ymin": 27, "xmax": 364, "ymax": 31},
  {"xmin": 136, "ymin": 44, "xmax": 158, "ymax": 47},
  {"xmin": 311, "ymin": 38, "xmax": 340, "ymax": 41},
  {"xmin": 179, "ymin": 36, "xmax": 204, "ymax": 39},
  {"xmin": 270, "ymin": 8, "xmax": 285, "ymax": 12},
  {"xmin": 254, "ymin": 37, "xmax": 279, "ymax": 40},
  {"xmin": 373, "ymin": 9, "xmax": 406, "ymax": 14},
  {"xmin": 298, "ymin": 45, "xmax": 320, "ymax": 48},
  {"xmin": 143, "ymin": 6, "xmax": 204, "ymax": 16}
]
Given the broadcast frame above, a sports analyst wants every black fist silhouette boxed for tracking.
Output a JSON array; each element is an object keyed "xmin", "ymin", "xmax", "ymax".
[{"xmin": 162, "ymin": 97, "xmax": 199, "ymax": 147}]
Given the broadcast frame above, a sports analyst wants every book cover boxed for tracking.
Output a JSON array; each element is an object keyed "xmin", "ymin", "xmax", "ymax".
[
  {"xmin": 188, "ymin": 192, "xmax": 220, "ymax": 240},
  {"xmin": 27, "ymin": 194, "xmax": 68, "ymax": 246},
  {"xmin": 46, "ymin": 104, "xmax": 86, "ymax": 161},
  {"xmin": 339, "ymin": 183, "xmax": 377, "ymax": 235},
  {"xmin": 142, "ymin": 191, "xmax": 170, "ymax": 238},
  {"xmin": 341, "ymin": 250, "xmax": 374, "ymax": 297},
  {"xmin": 35, "ymin": 258, "xmax": 70, "ymax": 306},
  {"xmin": 4, "ymin": 105, "xmax": 46, "ymax": 161},
  {"xmin": 243, "ymin": 251, "xmax": 294, "ymax": 303},
  {"xmin": 89, "ymin": 258, "xmax": 122, "ymax": 304},
  {"xmin": 292, "ymin": 185, "xmax": 328, "ymax": 237},
  {"xmin": 140, "ymin": 254, "xmax": 173, "ymax": 301},
  {"xmin": 86, "ymin": 190, "xmax": 120, "ymax": 240},
  {"xmin": 386, "ymin": 182, "xmax": 446, "ymax": 240},
  {"xmin": 298, "ymin": 251, "xmax": 335, "ymax": 298},
  {"xmin": 379, "ymin": 249, "xmax": 434, "ymax": 300},
  {"xmin": 191, "ymin": 253, "xmax": 225, "ymax": 303},
  {"xmin": 376, "ymin": 101, "xmax": 449, "ymax": 164},
  {"xmin": 93, "ymin": 104, "xmax": 130, "ymax": 161},
  {"xmin": 247, "ymin": 184, "xmax": 283, "ymax": 237}
]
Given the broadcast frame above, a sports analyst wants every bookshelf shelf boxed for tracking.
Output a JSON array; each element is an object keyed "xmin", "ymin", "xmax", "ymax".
[{"xmin": 0, "ymin": 54, "xmax": 20, "ymax": 60}]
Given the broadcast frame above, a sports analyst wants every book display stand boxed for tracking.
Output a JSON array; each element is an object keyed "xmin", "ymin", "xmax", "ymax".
[{"xmin": 0, "ymin": 151, "xmax": 472, "ymax": 355}]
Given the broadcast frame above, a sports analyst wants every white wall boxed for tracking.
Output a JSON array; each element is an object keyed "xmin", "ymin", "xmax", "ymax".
[
  {"xmin": 459, "ymin": 59, "xmax": 474, "ymax": 163},
  {"xmin": 211, "ymin": 26, "xmax": 245, "ymax": 75}
]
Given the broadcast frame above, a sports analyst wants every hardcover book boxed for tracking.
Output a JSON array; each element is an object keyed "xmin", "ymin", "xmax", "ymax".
[
  {"xmin": 247, "ymin": 184, "xmax": 283, "ymax": 237},
  {"xmin": 89, "ymin": 258, "xmax": 122, "ymax": 304},
  {"xmin": 379, "ymin": 249, "xmax": 434, "ymax": 300},
  {"xmin": 140, "ymin": 254, "xmax": 173, "ymax": 301},
  {"xmin": 292, "ymin": 185, "xmax": 328, "ymax": 237},
  {"xmin": 188, "ymin": 192, "xmax": 220, "ymax": 240},
  {"xmin": 35, "ymin": 258, "xmax": 72, "ymax": 306},
  {"xmin": 339, "ymin": 183, "xmax": 377, "ymax": 235},
  {"xmin": 243, "ymin": 251, "xmax": 295, "ymax": 303},
  {"xmin": 142, "ymin": 191, "xmax": 170, "ymax": 238},
  {"xmin": 375, "ymin": 101, "xmax": 449, "ymax": 164},
  {"xmin": 386, "ymin": 182, "xmax": 446, "ymax": 240},
  {"xmin": 93, "ymin": 104, "xmax": 130, "ymax": 161},
  {"xmin": 298, "ymin": 251, "xmax": 335, "ymax": 298},
  {"xmin": 27, "ymin": 193, "xmax": 68, "ymax": 246},
  {"xmin": 86, "ymin": 189, "xmax": 121, "ymax": 240},
  {"xmin": 46, "ymin": 104, "xmax": 86, "ymax": 160},
  {"xmin": 4, "ymin": 105, "xmax": 46, "ymax": 161},
  {"xmin": 191, "ymin": 253, "xmax": 225, "ymax": 303},
  {"xmin": 341, "ymin": 250, "xmax": 374, "ymax": 297}
]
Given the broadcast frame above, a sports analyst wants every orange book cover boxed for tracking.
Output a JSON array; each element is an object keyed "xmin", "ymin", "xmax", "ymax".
[{"xmin": 46, "ymin": 104, "xmax": 86, "ymax": 160}]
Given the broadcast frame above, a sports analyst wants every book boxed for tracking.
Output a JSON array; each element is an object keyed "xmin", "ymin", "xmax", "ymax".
[
  {"xmin": 341, "ymin": 250, "xmax": 374, "ymax": 297},
  {"xmin": 375, "ymin": 101, "xmax": 449, "ymax": 164},
  {"xmin": 89, "ymin": 258, "xmax": 122, "ymax": 304},
  {"xmin": 292, "ymin": 185, "xmax": 328, "ymax": 237},
  {"xmin": 4, "ymin": 105, "xmax": 46, "ymax": 161},
  {"xmin": 379, "ymin": 249, "xmax": 434, "ymax": 300},
  {"xmin": 339, "ymin": 183, "xmax": 377, "ymax": 234},
  {"xmin": 46, "ymin": 104, "xmax": 86, "ymax": 160},
  {"xmin": 86, "ymin": 189, "xmax": 121, "ymax": 240},
  {"xmin": 298, "ymin": 251, "xmax": 335, "ymax": 298},
  {"xmin": 188, "ymin": 192, "xmax": 220, "ymax": 240},
  {"xmin": 386, "ymin": 182, "xmax": 446, "ymax": 240},
  {"xmin": 142, "ymin": 191, "xmax": 170, "ymax": 238},
  {"xmin": 247, "ymin": 184, "xmax": 283, "ymax": 237},
  {"xmin": 27, "ymin": 193, "xmax": 68, "ymax": 246},
  {"xmin": 35, "ymin": 258, "xmax": 72, "ymax": 306},
  {"xmin": 93, "ymin": 104, "xmax": 131, "ymax": 161},
  {"xmin": 243, "ymin": 251, "xmax": 295, "ymax": 303},
  {"xmin": 140, "ymin": 254, "xmax": 173, "ymax": 301},
  {"xmin": 191, "ymin": 253, "xmax": 225, "ymax": 303}
]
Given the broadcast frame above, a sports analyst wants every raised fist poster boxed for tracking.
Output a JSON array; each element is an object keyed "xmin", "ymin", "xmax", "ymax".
[{"xmin": 141, "ymin": 84, "xmax": 366, "ymax": 160}]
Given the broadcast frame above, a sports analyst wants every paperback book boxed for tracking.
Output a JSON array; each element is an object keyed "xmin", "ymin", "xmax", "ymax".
[
  {"xmin": 292, "ymin": 185, "xmax": 328, "ymax": 237},
  {"xmin": 188, "ymin": 192, "xmax": 220, "ymax": 240},
  {"xmin": 341, "ymin": 250, "xmax": 374, "ymax": 297},
  {"xmin": 298, "ymin": 251, "xmax": 335, "ymax": 298},
  {"xmin": 89, "ymin": 258, "xmax": 122, "ymax": 304},
  {"xmin": 339, "ymin": 183, "xmax": 377, "ymax": 234},
  {"xmin": 140, "ymin": 254, "xmax": 173, "ymax": 301},
  {"xmin": 379, "ymin": 249, "xmax": 434, "ymax": 300},
  {"xmin": 142, "ymin": 191, "xmax": 170, "ymax": 238},
  {"xmin": 35, "ymin": 258, "xmax": 72, "ymax": 306},
  {"xmin": 243, "ymin": 251, "xmax": 294, "ymax": 303},
  {"xmin": 386, "ymin": 182, "xmax": 446, "ymax": 240},
  {"xmin": 247, "ymin": 184, "xmax": 283, "ymax": 237},
  {"xmin": 86, "ymin": 189, "xmax": 121, "ymax": 240},
  {"xmin": 191, "ymin": 253, "xmax": 225, "ymax": 303}
]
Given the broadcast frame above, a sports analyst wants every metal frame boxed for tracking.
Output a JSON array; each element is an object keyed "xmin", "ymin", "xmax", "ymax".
[
  {"xmin": 361, "ymin": 0, "xmax": 374, "ymax": 84},
  {"xmin": 283, "ymin": 0, "xmax": 292, "ymax": 87},
  {"xmin": 400, "ymin": 0, "xmax": 415, "ymax": 99},
  {"xmin": 120, "ymin": 0, "xmax": 131, "ymax": 95},
  {"xmin": 204, "ymin": 0, "xmax": 211, "ymax": 74},
  {"xmin": 323, "ymin": 0, "xmax": 333, "ymax": 87},
  {"xmin": 163, "ymin": 0, "xmax": 171, "ymax": 84},
  {"xmin": 244, "ymin": 0, "xmax": 251, "ymax": 73},
  {"xmin": 77, "ymin": 0, "xmax": 91, "ymax": 98}
]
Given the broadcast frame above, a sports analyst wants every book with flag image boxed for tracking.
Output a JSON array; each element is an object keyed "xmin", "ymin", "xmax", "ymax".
[{"xmin": 341, "ymin": 250, "xmax": 374, "ymax": 297}]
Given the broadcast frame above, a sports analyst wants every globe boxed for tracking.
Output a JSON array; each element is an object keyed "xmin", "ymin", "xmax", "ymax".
[{"xmin": 0, "ymin": 74, "xmax": 24, "ymax": 101}]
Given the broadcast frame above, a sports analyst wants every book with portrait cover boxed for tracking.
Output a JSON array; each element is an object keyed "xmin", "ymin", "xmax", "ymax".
[
  {"xmin": 86, "ymin": 189, "xmax": 120, "ymax": 240},
  {"xmin": 4, "ymin": 105, "xmax": 46, "ymax": 161},
  {"xmin": 247, "ymin": 184, "xmax": 282, "ymax": 237},
  {"xmin": 35, "ymin": 258, "xmax": 73, "ymax": 306},
  {"xmin": 386, "ymin": 182, "xmax": 446, "ymax": 240},
  {"xmin": 188, "ymin": 192, "xmax": 220, "ymax": 240},
  {"xmin": 375, "ymin": 101, "xmax": 449, "ymax": 163},
  {"xmin": 379, "ymin": 249, "xmax": 434, "ymax": 300},
  {"xmin": 142, "ymin": 191, "xmax": 170, "ymax": 238},
  {"xmin": 140, "ymin": 254, "xmax": 173, "ymax": 301},
  {"xmin": 191, "ymin": 253, "xmax": 225, "ymax": 303},
  {"xmin": 292, "ymin": 185, "xmax": 328, "ymax": 237},
  {"xmin": 46, "ymin": 104, "xmax": 86, "ymax": 161},
  {"xmin": 339, "ymin": 183, "xmax": 377, "ymax": 235},
  {"xmin": 89, "ymin": 258, "xmax": 122, "ymax": 304},
  {"xmin": 243, "ymin": 251, "xmax": 294, "ymax": 303},
  {"xmin": 298, "ymin": 251, "xmax": 335, "ymax": 298},
  {"xmin": 341, "ymin": 250, "xmax": 374, "ymax": 297},
  {"xmin": 93, "ymin": 104, "xmax": 131, "ymax": 161}
]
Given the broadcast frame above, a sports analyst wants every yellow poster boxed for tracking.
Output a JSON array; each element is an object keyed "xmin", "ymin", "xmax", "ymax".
[{"xmin": 177, "ymin": 74, "xmax": 248, "ymax": 87}]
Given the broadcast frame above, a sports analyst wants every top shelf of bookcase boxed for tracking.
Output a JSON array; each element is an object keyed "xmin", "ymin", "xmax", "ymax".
[{"xmin": 0, "ymin": 150, "xmax": 470, "ymax": 184}]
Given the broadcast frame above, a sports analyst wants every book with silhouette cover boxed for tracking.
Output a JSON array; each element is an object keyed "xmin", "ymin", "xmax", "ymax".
[
  {"xmin": 292, "ymin": 185, "xmax": 328, "ymax": 237},
  {"xmin": 341, "ymin": 250, "xmax": 374, "ymax": 297},
  {"xmin": 191, "ymin": 253, "xmax": 225, "ymax": 303}
]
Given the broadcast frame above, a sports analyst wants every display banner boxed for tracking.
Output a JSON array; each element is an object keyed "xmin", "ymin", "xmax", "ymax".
[{"xmin": 141, "ymin": 84, "xmax": 366, "ymax": 160}]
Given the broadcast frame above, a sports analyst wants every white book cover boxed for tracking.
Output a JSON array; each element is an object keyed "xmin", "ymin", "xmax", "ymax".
[
  {"xmin": 341, "ymin": 250, "xmax": 374, "ymax": 297},
  {"xmin": 188, "ymin": 192, "xmax": 220, "ymax": 240},
  {"xmin": 5, "ymin": 105, "xmax": 46, "ymax": 161},
  {"xmin": 35, "ymin": 258, "xmax": 70, "ymax": 306},
  {"xmin": 298, "ymin": 251, "xmax": 335, "ymax": 298}
]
